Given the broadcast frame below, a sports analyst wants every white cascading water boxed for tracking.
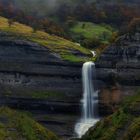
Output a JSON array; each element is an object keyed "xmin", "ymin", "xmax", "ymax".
[
  {"xmin": 91, "ymin": 51, "xmax": 96, "ymax": 57},
  {"xmin": 75, "ymin": 62, "xmax": 99, "ymax": 138}
]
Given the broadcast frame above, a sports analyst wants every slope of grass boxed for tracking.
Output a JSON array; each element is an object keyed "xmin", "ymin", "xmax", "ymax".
[
  {"xmin": 80, "ymin": 91, "xmax": 140, "ymax": 140},
  {"xmin": 70, "ymin": 22, "xmax": 114, "ymax": 44},
  {"xmin": 0, "ymin": 16, "xmax": 92, "ymax": 62},
  {"xmin": 0, "ymin": 107, "xmax": 59, "ymax": 140}
]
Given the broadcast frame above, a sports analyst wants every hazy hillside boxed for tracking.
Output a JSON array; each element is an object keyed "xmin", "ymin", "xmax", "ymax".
[{"xmin": 0, "ymin": 0, "xmax": 139, "ymax": 17}]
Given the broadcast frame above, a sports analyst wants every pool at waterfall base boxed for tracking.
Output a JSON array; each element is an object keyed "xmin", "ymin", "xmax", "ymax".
[{"xmin": 75, "ymin": 118, "xmax": 99, "ymax": 138}]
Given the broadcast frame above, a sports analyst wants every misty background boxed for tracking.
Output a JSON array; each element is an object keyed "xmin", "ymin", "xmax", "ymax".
[
  {"xmin": 0, "ymin": 0, "xmax": 139, "ymax": 44},
  {"xmin": 1, "ymin": 0, "xmax": 139, "ymax": 17},
  {"xmin": 1, "ymin": 0, "xmax": 88, "ymax": 17}
]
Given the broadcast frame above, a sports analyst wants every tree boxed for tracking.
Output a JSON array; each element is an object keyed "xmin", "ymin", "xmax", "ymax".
[
  {"xmin": 128, "ymin": 18, "xmax": 140, "ymax": 33},
  {"xmin": 82, "ymin": 37, "xmax": 101, "ymax": 49},
  {"xmin": 8, "ymin": 18, "xmax": 14, "ymax": 27},
  {"xmin": 109, "ymin": 32, "xmax": 119, "ymax": 43}
]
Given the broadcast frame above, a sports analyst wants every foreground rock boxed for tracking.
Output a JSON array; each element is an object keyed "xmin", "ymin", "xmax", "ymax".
[{"xmin": 0, "ymin": 106, "xmax": 59, "ymax": 140}]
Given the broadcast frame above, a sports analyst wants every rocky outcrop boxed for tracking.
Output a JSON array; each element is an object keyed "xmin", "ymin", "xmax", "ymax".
[
  {"xmin": 0, "ymin": 32, "xmax": 83, "ymax": 139},
  {"xmin": 96, "ymin": 32, "xmax": 140, "ymax": 115},
  {"xmin": 0, "ymin": 33, "xmax": 82, "ymax": 99}
]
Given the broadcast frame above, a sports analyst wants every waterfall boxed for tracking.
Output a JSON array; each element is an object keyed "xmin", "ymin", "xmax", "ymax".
[
  {"xmin": 91, "ymin": 51, "xmax": 96, "ymax": 57},
  {"xmin": 75, "ymin": 62, "xmax": 99, "ymax": 138}
]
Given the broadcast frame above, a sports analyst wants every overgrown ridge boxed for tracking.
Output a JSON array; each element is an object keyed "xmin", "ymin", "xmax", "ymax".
[
  {"xmin": 0, "ymin": 16, "xmax": 93, "ymax": 62},
  {"xmin": 79, "ymin": 91, "xmax": 140, "ymax": 140},
  {"xmin": 0, "ymin": 107, "xmax": 59, "ymax": 140}
]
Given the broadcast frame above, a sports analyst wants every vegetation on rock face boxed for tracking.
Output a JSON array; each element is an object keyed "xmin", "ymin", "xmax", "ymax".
[
  {"xmin": 0, "ymin": 16, "xmax": 92, "ymax": 62},
  {"xmin": 80, "ymin": 91, "xmax": 140, "ymax": 140},
  {"xmin": 0, "ymin": 107, "xmax": 59, "ymax": 140}
]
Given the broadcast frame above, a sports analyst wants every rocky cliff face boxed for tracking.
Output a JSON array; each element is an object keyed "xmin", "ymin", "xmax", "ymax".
[
  {"xmin": 95, "ymin": 32, "xmax": 140, "ymax": 115},
  {"xmin": 0, "ymin": 32, "xmax": 83, "ymax": 100},
  {"xmin": 0, "ymin": 30, "xmax": 140, "ymax": 139},
  {"xmin": 0, "ymin": 32, "xmax": 83, "ymax": 139}
]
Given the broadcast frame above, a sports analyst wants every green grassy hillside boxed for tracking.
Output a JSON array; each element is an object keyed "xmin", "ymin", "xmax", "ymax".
[
  {"xmin": 80, "ymin": 91, "xmax": 140, "ymax": 140},
  {"xmin": 0, "ymin": 107, "xmax": 59, "ymax": 140},
  {"xmin": 0, "ymin": 16, "xmax": 92, "ymax": 62},
  {"xmin": 70, "ymin": 22, "xmax": 114, "ymax": 45}
]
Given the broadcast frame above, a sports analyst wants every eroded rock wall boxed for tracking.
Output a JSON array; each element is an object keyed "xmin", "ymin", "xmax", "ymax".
[
  {"xmin": 0, "ymin": 33, "xmax": 83, "ymax": 139},
  {"xmin": 96, "ymin": 32, "xmax": 140, "ymax": 115}
]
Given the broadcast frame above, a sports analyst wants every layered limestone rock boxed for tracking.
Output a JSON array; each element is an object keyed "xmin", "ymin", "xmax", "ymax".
[
  {"xmin": 0, "ymin": 32, "xmax": 83, "ymax": 139},
  {"xmin": 96, "ymin": 32, "xmax": 140, "ymax": 115},
  {"xmin": 0, "ymin": 33, "xmax": 82, "ymax": 100},
  {"xmin": 0, "ymin": 30, "xmax": 140, "ymax": 138}
]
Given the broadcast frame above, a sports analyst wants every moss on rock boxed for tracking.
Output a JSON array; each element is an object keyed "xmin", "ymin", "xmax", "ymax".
[{"xmin": 0, "ymin": 107, "xmax": 59, "ymax": 140}]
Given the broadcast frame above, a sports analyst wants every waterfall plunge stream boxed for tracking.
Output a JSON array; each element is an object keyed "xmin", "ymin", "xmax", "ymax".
[{"xmin": 75, "ymin": 62, "xmax": 99, "ymax": 138}]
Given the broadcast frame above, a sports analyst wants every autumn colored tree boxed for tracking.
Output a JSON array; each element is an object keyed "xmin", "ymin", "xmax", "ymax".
[
  {"xmin": 109, "ymin": 32, "xmax": 119, "ymax": 43},
  {"xmin": 128, "ymin": 18, "xmax": 140, "ymax": 33},
  {"xmin": 8, "ymin": 18, "xmax": 14, "ymax": 27}
]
